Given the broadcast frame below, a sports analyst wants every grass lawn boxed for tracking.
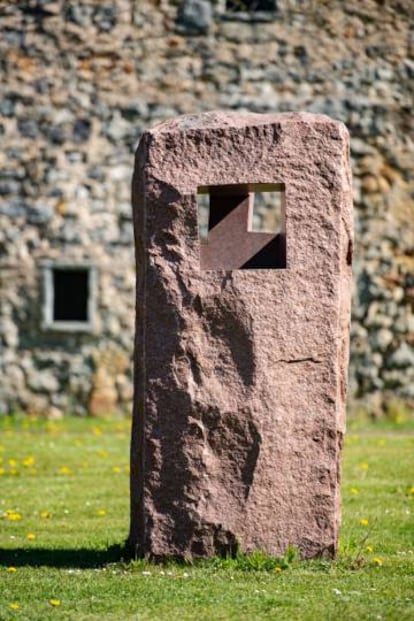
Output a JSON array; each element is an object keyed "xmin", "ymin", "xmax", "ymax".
[{"xmin": 0, "ymin": 416, "xmax": 413, "ymax": 620}]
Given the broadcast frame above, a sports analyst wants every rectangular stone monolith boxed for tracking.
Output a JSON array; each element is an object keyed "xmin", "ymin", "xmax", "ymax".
[{"xmin": 129, "ymin": 111, "xmax": 353, "ymax": 560}]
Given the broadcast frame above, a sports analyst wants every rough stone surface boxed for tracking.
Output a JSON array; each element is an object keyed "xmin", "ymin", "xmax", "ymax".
[{"xmin": 129, "ymin": 111, "xmax": 353, "ymax": 560}]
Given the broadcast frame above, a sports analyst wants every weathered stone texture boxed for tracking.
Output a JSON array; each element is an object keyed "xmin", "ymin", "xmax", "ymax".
[
  {"xmin": 129, "ymin": 111, "xmax": 352, "ymax": 559},
  {"xmin": 0, "ymin": 0, "xmax": 413, "ymax": 416}
]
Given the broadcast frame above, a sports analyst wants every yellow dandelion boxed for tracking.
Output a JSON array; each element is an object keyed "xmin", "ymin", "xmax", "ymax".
[
  {"xmin": 59, "ymin": 466, "xmax": 72, "ymax": 475},
  {"xmin": 112, "ymin": 466, "xmax": 121, "ymax": 473},
  {"xmin": 26, "ymin": 533, "xmax": 36, "ymax": 541},
  {"xmin": 49, "ymin": 598, "xmax": 61, "ymax": 607},
  {"xmin": 372, "ymin": 557, "xmax": 383, "ymax": 566},
  {"xmin": 10, "ymin": 469, "xmax": 18, "ymax": 476},
  {"xmin": 7, "ymin": 512, "xmax": 22, "ymax": 521},
  {"xmin": 359, "ymin": 462, "xmax": 369, "ymax": 471},
  {"xmin": 23, "ymin": 456, "xmax": 35, "ymax": 467},
  {"xmin": 366, "ymin": 545, "xmax": 374, "ymax": 553},
  {"xmin": 124, "ymin": 465, "xmax": 130, "ymax": 473},
  {"xmin": 274, "ymin": 566, "xmax": 282, "ymax": 572},
  {"xmin": 92, "ymin": 426, "xmax": 103, "ymax": 436},
  {"xmin": 0, "ymin": 467, "xmax": 5, "ymax": 475},
  {"xmin": 360, "ymin": 518, "xmax": 369, "ymax": 526},
  {"xmin": 40, "ymin": 511, "xmax": 51, "ymax": 519},
  {"xmin": 9, "ymin": 602, "xmax": 20, "ymax": 610},
  {"xmin": 8, "ymin": 459, "xmax": 17, "ymax": 467},
  {"xmin": 409, "ymin": 486, "xmax": 414, "ymax": 495},
  {"xmin": 98, "ymin": 450, "xmax": 108, "ymax": 458},
  {"xmin": 350, "ymin": 487, "xmax": 359, "ymax": 495},
  {"xmin": 97, "ymin": 509, "xmax": 107, "ymax": 516},
  {"xmin": 8, "ymin": 566, "xmax": 17, "ymax": 572}
]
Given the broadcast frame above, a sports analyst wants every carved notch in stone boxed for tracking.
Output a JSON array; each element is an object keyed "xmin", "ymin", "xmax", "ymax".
[{"xmin": 198, "ymin": 183, "xmax": 286, "ymax": 270}]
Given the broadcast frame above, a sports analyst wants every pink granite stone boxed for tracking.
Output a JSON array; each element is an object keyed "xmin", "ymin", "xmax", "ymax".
[{"xmin": 129, "ymin": 111, "xmax": 353, "ymax": 560}]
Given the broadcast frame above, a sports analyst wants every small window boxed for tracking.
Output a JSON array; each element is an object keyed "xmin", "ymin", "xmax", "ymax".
[
  {"xmin": 42, "ymin": 263, "xmax": 97, "ymax": 331},
  {"xmin": 53, "ymin": 269, "xmax": 89, "ymax": 321},
  {"xmin": 197, "ymin": 183, "xmax": 286, "ymax": 270},
  {"xmin": 225, "ymin": 0, "xmax": 277, "ymax": 11}
]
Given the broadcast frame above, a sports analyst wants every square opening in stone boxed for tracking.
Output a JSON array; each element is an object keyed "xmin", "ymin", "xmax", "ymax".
[
  {"xmin": 42, "ymin": 263, "xmax": 97, "ymax": 331},
  {"xmin": 197, "ymin": 183, "xmax": 286, "ymax": 270}
]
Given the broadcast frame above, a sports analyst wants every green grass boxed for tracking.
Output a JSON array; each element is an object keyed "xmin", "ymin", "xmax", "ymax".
[{"xmin": 1, "ymin": 416, "xmax": 413, "ymax": 620}]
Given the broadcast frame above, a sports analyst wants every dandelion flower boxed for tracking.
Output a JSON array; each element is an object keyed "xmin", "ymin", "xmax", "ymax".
[
  {"xmin": 112, "ymin": 466, "xmax": 121, "ymax": 473},
  {"xmin": 350, "ymin": 487, "xmax": 359, "ymax": 495},
  {"xmin": 359, "ymin": 462, "xmax": 369, "ymax": 471},
  {"xmin": 0, "ymin": 467, "xmax": 5, "ymax": 475},
  {"xmin": 8, "ymin": 566, "xmax": 17, "ymax": 572},
  {"xmin": 8, "ymin": 459, "xmax": 17, "ymax": 467},
  {"xmin": 409, "ymin": 486, "xmax": 414, "ymax": 495},
  {"xmin": 97, "ymin": 509, "xmax": 107, "ymax": 516},
  {"xmin": 7, "ymin": 512, "xmax": 22, "ymax": 521},
  {"xmin": 372, "ymin": 557, "xmax": 383, "ymax": 566},
  {"xmin": 49, "ymin": 599, "xmax": 61, "ymax": 607},
  {"xmin": 40, "ymin": 511, "xmax": 51, "ymax": 519},
  {"xmin": 366, "ymin": 545, "xmax": 374, "ymax": 553},
  {"xmin": 360, "ymin": 518, "xmax": 369, "ymax": 526},
  {"xmin": 23, "ymin": 456, "xmax": 35, "ymax": 467},
  {"xmin": 59, "ymin": 466, "xmax": 72, "ymax": 475},
  {"xmin": 9, "ymin": 602, "xmax": 20, "ymax": 610},
  {"xmin": 92, "ymin": 426, "xmax": 103, "ymax": 436},
  {"xmin": 26, "ymin": 533, "xmax": 36, "ymax": 541},
  {"xmin": 274, "ymin": 567, "xmax": 282, "ymax": 572}
]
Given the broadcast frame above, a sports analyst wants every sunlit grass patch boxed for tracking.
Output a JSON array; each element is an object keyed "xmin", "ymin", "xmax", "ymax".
[{"xmin": 0, "ymin": 415, "xmax": 413, "ymax": 621}]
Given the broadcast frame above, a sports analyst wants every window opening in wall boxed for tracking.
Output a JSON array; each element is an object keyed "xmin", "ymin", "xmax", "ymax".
[
  {"xmin": 42, "ymin": 263, "xmax": 97, "ymax": 332},
  {"xmin": 197, "ymin": 183, "xmax": 286, "ymax": 270},
  {"xmin": 225, "ymin": 0, "xmax": 277, "ymax": 12},
  {"xmin": 53, "ymin": 269, "xmax": 89, "ymax": 322}
]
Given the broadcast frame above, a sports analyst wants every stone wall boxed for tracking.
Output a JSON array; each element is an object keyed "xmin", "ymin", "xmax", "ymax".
[{"xmin": 0, "ymin": 0, "xmax": 413, "ymax": 417}]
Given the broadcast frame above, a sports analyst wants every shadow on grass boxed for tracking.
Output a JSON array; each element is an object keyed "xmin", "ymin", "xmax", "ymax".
[{"xmin": 0, "ymin": 543, "xmax": 125, "ymax": 568}]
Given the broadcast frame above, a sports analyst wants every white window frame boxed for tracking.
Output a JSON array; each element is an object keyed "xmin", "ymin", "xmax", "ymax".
[{"xmin": 42, "ymin": 262, "xmax": 98, "ymax": 333}]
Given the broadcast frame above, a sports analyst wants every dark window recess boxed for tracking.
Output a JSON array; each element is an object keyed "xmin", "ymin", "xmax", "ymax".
[
  {"xmin": 53, "ymin": 269, "xmax": 89, "ymax": 322},
  {"xmin": 226, "ymin": 0, "xmax": 277, "ymax": 11}
]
